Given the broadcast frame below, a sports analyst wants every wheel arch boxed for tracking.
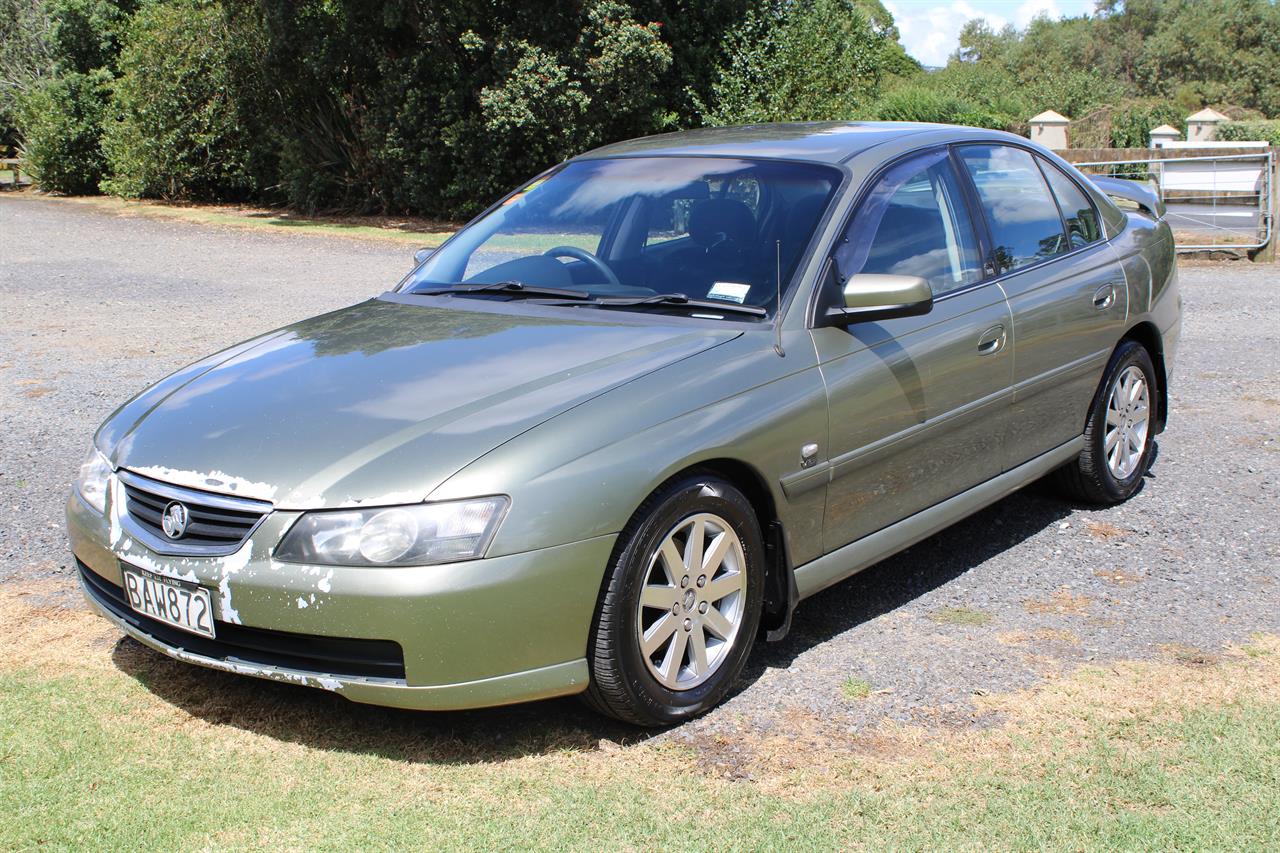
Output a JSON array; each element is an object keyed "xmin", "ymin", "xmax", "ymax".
[
  {"xmin": 1119, "ymin": 321, "xmax": 1168, "ymax": 433},
  {"xmin": 658, "ymin": 457, "xmax": 798, "ymax": 641}
]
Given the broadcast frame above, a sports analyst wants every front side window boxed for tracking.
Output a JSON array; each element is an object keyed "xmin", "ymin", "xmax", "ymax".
[
  {"xmin": 958, "ymin": 145, "xmax": 1070, "ymax": 274},
  {"xmin": 403, "ymin": 157, "xmax": 840, "ymax": 318},
  {"xmin": 1040, "ymin": 159, "xmax": 1101, "ymax": 249},
  {"xmin": 833, "ymin": 149, "xmax": 982, "ymax": 295}
]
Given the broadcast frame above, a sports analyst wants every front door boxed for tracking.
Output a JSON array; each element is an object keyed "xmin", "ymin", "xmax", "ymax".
[{"xmin": 814, "ymin": 148, "xmax": 1015, "ymax": 554}]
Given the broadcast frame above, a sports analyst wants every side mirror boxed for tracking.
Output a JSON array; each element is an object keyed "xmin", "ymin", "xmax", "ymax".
[
  {"xmin": 414, "ymin": 247, "xmax": 434, "ymax": 265},
  {"xmin": 826, "ymin": 274, "xmax": 933, "ymax": 326}
]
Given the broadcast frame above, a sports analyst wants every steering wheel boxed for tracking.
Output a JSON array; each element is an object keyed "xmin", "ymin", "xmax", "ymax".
[{"xmin": 543, "ymin": 245, "xmax": 623, "ymax": 288}]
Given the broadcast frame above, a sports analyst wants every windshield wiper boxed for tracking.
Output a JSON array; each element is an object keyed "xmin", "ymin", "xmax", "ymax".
[
  {"xmin": 578, "ymin": 293, "xmax": 768, "ymax": 318},
  {"xmin": 410, "ymin": 281, "xmax": 593, "ymax": 301}
]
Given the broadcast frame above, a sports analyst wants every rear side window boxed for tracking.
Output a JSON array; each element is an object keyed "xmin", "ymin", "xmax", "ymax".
[
  {"xmin": 834, "ymin": 149, "xmax": 983, "ymax": 295},
  {"xmin": 957, "ymin": 145, "xmax": 1069, "ymax": 274},
  {"xmin": 1039, "ymin": 160, "xmax": 1101, "ymax": 248}
]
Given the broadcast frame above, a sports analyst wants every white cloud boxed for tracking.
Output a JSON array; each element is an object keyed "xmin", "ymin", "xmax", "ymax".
[
  {"xmin": 885, "ymin": 1, "xmax": 1007, "ymax": 67},
  {"xmin": 886, "ymin": 0, "xmax": 1082, "ymax": 68},
  {"xmin": 1013, "ymin": 0, "xmax": 1062, "ymax": 28}
]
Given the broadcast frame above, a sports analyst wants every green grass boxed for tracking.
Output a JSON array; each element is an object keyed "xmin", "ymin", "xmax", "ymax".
[
  {"xmin": 841, "ymin": 676, "xmax": 873, "ymax": 700},
  {"xmin": 3, "ymin": 663, "xmax": 1279, "ymax": 850},
  {"xmin": 3, "ymin": 592, "xmax": 1279, "ymax": 851},
  {"xmin": 929, "ymin": 605, "xmax": 994, "ymax": 627}
]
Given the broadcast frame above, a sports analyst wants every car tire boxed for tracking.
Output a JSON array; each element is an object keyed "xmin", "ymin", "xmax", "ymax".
[
  {"xmin": 583, "ymin": 472, "xmax": 764, "ymax": 726},
  {"xmin": 1055, "ymin": 341, "xmax": 1157, "ymax": 505}
]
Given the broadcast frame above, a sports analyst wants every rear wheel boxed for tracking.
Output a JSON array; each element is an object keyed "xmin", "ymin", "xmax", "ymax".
[
  {"xmin": 1056, "ymin": 341, "xmax": 1157, "ymax": 504},
  {"xmin": 583, "ymin": 473, "xmax": 764, "ymax": 726}
]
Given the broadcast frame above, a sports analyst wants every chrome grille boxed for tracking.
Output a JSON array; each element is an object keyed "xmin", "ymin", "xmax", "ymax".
[{"xmin": 117, "ymin": 469, "xmax": 272, "ymax": 556}]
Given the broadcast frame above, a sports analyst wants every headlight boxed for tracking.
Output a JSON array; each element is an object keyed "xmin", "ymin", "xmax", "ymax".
[
  {"xmin": 74, "ymin": 448, "xmax": 113, "ymax": 514},
  {"xmin": 275, "ymin": 497, "xmax": 509, "ymax": 567}
]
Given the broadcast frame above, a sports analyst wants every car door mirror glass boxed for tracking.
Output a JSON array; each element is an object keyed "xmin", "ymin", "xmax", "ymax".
[{"xmin": 414, "ymin": 247, "xmax": 434, "ymax": 265}]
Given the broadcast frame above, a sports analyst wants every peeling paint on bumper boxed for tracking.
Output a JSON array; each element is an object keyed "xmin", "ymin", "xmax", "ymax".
[{"xmin": 68, "ymin": 490, "xmax": 613, "ymax": 710}]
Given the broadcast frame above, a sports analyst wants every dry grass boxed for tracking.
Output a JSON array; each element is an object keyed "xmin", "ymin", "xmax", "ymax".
[
  {"xmin": 1157, "ymin": 643, "xmax": 1221, "ymax": 668},
  {"xmin": 998, "ymin": 627, "xmax": 1082, "ymax": 647},
  {"xmin": 1024, "ymin": 587, "xmax": 1094, "ymax": 616},
  {"xmin": 1084, "ymin": 519, "xmax": 1128, "ymax": 539},
  {"xmin": 10, "ymin": 192, "xmax": 459, "ymax": 247},
  {"xmin": 1094, "ymin": 567, "xmax": 1144, "ymax": 585}
]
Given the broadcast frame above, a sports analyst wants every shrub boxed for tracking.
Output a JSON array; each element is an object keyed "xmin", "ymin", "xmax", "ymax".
[
  {"xmin": 15, "ymin": 69, "xmax": 110, "ymax": 193},
  {"xmin": 1108, "ymin": 101, "xmax": 1184, "ymax": 148},
  {"xmin": 46, "ymin": 0, "xmax": 136, "ymax": 74},
  {"xmin": 867, "ymin": 84, "xmax": 1019, "ymax": 131},
  {"xmin": 259, "ymin": 0, "xmax": 680, "ymax": 218},
  {"xmin": 101, "ymin": 0, "xmax": 275, "ymax": 201},
  {"xmin": 1218, "ymin": 120, "xmax": 1280, "ymax": 146},
  {"xmin": 700, "ymin": 0, "xmax": 907, "ymax": 125}
]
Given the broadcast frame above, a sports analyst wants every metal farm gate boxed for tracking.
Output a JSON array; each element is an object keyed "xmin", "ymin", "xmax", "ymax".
[{"xmin": 1061, "ymin": 147, "xmax": 1276, "ymax": 257}]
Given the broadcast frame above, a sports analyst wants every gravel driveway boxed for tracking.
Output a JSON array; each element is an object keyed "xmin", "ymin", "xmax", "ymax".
[{"xmin": 3, "ymin": 194, "xmax": 1277, "ymax": 761}]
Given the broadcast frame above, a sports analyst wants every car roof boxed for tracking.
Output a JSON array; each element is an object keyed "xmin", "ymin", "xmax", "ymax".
[{"xmin": 572, "ymin": 121, "xmax": 1010, "ymax": 165}]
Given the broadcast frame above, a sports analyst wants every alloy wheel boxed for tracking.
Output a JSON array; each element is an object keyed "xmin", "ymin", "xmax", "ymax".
[
  {"xmin": 1104, "ymin": 364, "xmax": 1151, "ymax": 479},
  {"xmin": 635, "ymin": 512, "xmax": 746, "ymax": 691}
]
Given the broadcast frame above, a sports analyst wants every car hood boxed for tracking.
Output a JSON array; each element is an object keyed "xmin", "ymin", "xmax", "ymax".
[{"xmin": 100, "ymin": 297, "xmax": 739, "ymax": 508}]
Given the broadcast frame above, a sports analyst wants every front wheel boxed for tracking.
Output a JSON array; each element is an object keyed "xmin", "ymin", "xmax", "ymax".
[
  {"xmin": 1056, "ymin": 341, "xmax": 1157, "ymax": 504},
  {"xmin": 583, "ymin": 473, "xmax": 764, "ymax": 726}
]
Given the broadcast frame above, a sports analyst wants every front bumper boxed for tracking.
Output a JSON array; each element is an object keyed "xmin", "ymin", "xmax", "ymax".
[{"xmin": 68, "ymin": 487, "xmax": 615, "ymax": 710}]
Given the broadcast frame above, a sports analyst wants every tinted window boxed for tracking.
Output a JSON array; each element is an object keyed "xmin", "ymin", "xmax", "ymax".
[
  {"xmin": 1040, "ymin": 160, "xmax": 1101, "ymax": 249},
  {"xmin": 958, "ymin": 145, "xmax": 1069, "ymax": 274},
  {"xmin": 834, "ymin": 149, "xmax": 982, "ymax": 295}
]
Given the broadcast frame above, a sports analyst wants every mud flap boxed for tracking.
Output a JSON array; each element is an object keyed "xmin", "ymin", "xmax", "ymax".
[{"xmin": 760, "ymin": 520, "xmax": 797, "ymax": 642}]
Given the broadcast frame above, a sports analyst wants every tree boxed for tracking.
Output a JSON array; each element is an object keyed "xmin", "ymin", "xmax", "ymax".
[
  {"xmin": 10, "ymin": 0, "xmax": 135, "ymax": 189},
  {"xmin": 0, "ymin": 0, "xmax": 55, "ymax": 149},
  {"xmin": 700, "ymin": 0, "xmax": 912, "ymax": 125},
  {"xmin": 101, "ymin": 0, "xmax": 276, "ymax": 200}
]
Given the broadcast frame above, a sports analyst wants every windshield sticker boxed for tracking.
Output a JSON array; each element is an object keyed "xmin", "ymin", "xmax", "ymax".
[{"xmin": 707, "ymin": 282, "xmax": 751, "ymax": 304}]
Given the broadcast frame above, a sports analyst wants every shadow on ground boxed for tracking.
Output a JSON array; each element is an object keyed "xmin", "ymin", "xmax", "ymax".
[{"xmin": 110, "ymin": 468, "xmax": 1145, "ymax": 765}]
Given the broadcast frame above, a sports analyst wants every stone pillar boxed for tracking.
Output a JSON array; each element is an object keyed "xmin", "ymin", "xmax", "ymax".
[
  {"xmin": 1186, "ymin": 108, "xmax": 1227, "ymax": 142},
  {"xmin": 1149, "ymin": 124, "xmax": 1180, "ymax": 148},
  {"xmin": 1029, "ymin": 110, "xmax": 1070, "ymax": 149}
]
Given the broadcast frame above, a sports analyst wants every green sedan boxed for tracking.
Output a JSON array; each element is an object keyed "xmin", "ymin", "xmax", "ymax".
[{"xmin": 68, "ymin": 122, "xmax": 1180, "ymax": 725}]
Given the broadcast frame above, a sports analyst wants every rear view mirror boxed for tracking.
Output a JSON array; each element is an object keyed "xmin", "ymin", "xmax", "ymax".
[
  {"xmin": 414, "ymin": 247, "xmax": 434, "ymax": 265},
  {"xmin": 826, "ymin": 274, "xmax": 933, "ymax": 326}
]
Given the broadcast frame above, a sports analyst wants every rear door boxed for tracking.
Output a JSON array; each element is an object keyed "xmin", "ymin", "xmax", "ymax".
[
  {"xmin": 812, "ymin": 148, "xmax": 1014, "ymax": 553},
  {"xmin": 955, "ymin": 145, "xmax": 1127, "ymax": 470}
]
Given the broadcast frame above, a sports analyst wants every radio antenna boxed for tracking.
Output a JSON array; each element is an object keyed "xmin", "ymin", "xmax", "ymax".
[{"xmin": 773, "ymin": 240, "xmax": 785, "ymax": 357}]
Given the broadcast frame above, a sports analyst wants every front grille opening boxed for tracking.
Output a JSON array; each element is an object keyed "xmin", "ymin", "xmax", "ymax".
[
  {"xmin": 118, "ymin": 470, "xmax": 269, "ymax": 552},
  {"xmin": 79, "ymin": 561, "xmax": 407, "ymax": 681},
  {"xmin": 124, "ymin": 483, "xmax": 262, "ymax": 544}
]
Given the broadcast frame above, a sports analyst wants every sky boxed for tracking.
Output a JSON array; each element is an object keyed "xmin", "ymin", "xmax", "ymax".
[{"xmin": 884, "ymin": 0, "xmax": 1095, "ymax": 67}]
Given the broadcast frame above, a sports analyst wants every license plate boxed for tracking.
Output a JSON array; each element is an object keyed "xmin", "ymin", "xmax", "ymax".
[{"xmin": 121, "ymin": 565, "xmax": 216, "ymax": 639}]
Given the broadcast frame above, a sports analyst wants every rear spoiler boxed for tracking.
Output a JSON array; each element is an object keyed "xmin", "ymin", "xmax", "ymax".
[{"xmin": 1088, "ymin": 175, "xmax": 1166, "ymax": 219}]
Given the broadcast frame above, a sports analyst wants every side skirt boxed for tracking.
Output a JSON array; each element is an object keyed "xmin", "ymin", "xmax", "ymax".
[{"xmin": 793, "ymin": 436, "xmax": 1084, "ymax": 601}]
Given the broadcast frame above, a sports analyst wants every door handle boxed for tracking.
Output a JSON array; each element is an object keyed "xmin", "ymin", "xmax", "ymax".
[
  {"xmin": 977, "ymin": 324, "xmax": 1006, "ymax": 356},
  {"xmin": 1093, "ymin": 283, "xmax": 1116, "ymax": 310}
]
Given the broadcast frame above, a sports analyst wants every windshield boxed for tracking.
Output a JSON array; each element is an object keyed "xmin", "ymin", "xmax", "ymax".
[{"xmin": 402, "ymin": 157, "xmax": 840, "ymax": 319}]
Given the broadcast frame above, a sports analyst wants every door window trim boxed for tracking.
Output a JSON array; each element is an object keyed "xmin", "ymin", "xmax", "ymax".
[
  {"xmin": 1033, "ymin": 153, "xmax": 1105, "ymax": 252},
  {"xmin": 807, "ymin": 139, "xmax": 1118, "ymax": 329},
  {"xmin": 951, "ymin": 141, "xmax": 1111, "ymax": 286}
]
